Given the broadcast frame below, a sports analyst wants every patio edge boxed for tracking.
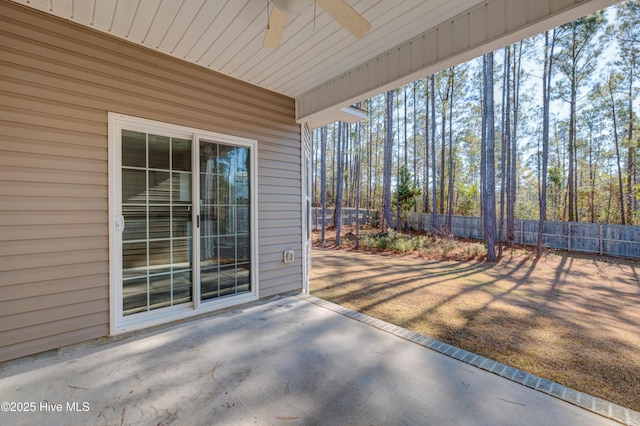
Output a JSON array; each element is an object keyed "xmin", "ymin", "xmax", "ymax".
[{"xmin": 299, "ymin": 294, "xmax": 639, "ymax": 426}]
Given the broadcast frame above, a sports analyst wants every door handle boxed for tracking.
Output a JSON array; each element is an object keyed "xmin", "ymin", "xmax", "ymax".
[{"xmin": 115, "ymin": 214, "xmax": 125, "ymax": 233}]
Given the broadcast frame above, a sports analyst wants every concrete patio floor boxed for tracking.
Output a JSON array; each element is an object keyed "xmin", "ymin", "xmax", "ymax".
[{"xmin": 0, "ymin": 294, "xmax": 626, "ymax": 426}]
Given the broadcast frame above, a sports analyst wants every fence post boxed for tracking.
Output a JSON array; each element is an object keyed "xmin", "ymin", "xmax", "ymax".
[
  {"xmin": 568, "ymin": 222, "xmax": 572, "ymax": 252},
  {"xmin": 520, "ymin": 220, "xmax": 524, "ymax": 245},
  {"xmin": 599, "ymin": 224, "xmax": 603, "ymax": 255}
]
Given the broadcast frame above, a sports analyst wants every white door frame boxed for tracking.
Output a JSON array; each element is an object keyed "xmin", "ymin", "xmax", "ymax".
[
  {"xmin": 108, "ymin": 113, "xmax": 259, "ymax": 335},
  {"xmin": 302, "ymin": 125, "xmax": 312, "ymax": 294}
]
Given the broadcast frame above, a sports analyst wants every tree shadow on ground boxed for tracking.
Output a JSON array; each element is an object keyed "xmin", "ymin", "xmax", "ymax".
[{"xmin": 310, "ymin": 248, "xmax": 640, "ymax": 411}]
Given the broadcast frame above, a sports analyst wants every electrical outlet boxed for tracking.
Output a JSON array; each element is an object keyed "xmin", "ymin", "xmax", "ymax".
[{"xmin": 283, "ymin": 250, "xmax": 295, "ymax": 263}]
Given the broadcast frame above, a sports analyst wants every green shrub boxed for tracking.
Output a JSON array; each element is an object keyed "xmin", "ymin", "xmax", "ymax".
[
  {"xmin": 355, "ymin": 229, "xmax": 487, "ymax": 259},
  {"xmin": 460, "ymin": 243, "xmax": 486, "ymax": 259},
  {"xmin": 377, "ymin": 235, "xmax": 390, "ymax": 250}
]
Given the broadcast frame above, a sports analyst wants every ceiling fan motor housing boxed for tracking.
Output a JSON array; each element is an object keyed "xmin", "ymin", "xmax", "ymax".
[{"xmin": 273, "ymin": 0, "xmax": 314, "ymax": 15}]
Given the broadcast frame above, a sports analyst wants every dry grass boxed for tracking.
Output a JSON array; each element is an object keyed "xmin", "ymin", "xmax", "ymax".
[{"xmin": 310, "ymin": 228, "xmax": 640, "ymax": 411}]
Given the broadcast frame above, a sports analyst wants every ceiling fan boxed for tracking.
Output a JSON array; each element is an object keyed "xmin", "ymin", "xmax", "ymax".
[{"xmin": 264, "ymin": 0, "xmax": 371, "ymax": 48}]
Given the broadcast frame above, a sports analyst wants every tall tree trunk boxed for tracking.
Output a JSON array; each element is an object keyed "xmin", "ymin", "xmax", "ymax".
[
  {"xmin": 627, "ymin": 69, "xmax": 635, "ymax": 224},
  {"xmin": 608, "ymin": 75, "xmax": 626, "ymax": 225},
  {"xmin": 567, "ymin": 42, "xmax": 577, "ymax": 223},
  {"xmin": 335, "ymin": 122, "xmax": 344, "ymax": 247},
  {"xmin": 373, "ymin": 107, "xmax": 381, "ymax": 211},
  {"xmin": 383, "ymin": 90, "xmax": 394, "ymax": 232},
  {"xmin": 508, "ymin": 41, "xmax": 522, "ymax": 248},
  {"xmin": 413, "ymin": 81, "xmax": 418, "ymax": 213},
  {"xmin": 607, "ymin": 170, "xmax": 613, "ymax": 223},
  {"xmin": 558, "ymin": 124, "xmax": 565, "ymax": 222},
  {"xmin": 499, "ymin": 46, "xmax": 510, "ymax": 260},
  {"xmin": 396, "ymin": 89, "xmax": 402, "ymax": 229},
  {"xmin": 396, "ymin": 84, "xmax": 409, "ymax": 232},
  {"xmin": 404, "ymin": 85, "xmax": 408, "ymax": 168},
  {"xmin": 344, "ymin": 128, "xmax": 351, "ymax": 207},
  {"xmin": 311, "ymin": 130, "xmax": 316, "ymax": 207},
  {"xmin": 538, "ymin": 30, "xmax": 555, "ymax": 258},
  {"xmin": 331, "ymin": 123, "xmax": 336, "ymax": 214},
  {"xmin": 483, "ymin": 52, "xmax": 497, "ymax": 262},
  {"xmin": 480, "ymin": 69, "xmax": 486, "ymax": 222},
  {"xmin": 588, "ymin": 124, "xmax": 596, "ymax": 223},
  {"xmin": 320, "ymin": 126, "xmax": 328, "ymax": 245},
  {"xmin": 430, "ymin": 76, "xmax": 438, "ymax": 233},
  {"xmin": 446, "ymin": 68, "xmax": 455, "ymax": 232},
  {"xmin": 355, "ymin": 122, "xmax": 362, "ymax": 249},
  {"xmin": 438, "ymin": 71, "xmax": 451, "ymax": 217},
  {"xmin": 367, "ymin": 99, "xmax": 373, "ymax": 212},
  {"xmin": 440, "ymin": 78, "xmax": 447, "ymax": 215},
  {"xmin": 424, "ymin": 78, "xmax": 431, "ymax": 214}
]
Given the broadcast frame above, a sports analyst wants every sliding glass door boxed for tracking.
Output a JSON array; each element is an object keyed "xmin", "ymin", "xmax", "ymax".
[{"xmin": 111, "ymin": 114, "xmax": 257, "ymax": 331}]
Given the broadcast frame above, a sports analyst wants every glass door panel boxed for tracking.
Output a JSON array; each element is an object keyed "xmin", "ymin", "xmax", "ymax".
[
  {"xmin": 121, "ymin": 130, "xmax": 193, "ymax": 315},
  {"xmin": 199, "ymin": 141, "xmax": 251, "ymax": 301}
]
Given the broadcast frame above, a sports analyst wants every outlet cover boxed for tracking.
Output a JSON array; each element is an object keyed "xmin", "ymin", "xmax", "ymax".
[{"xmin": 283, "ymin": 250, "xmax": 295, "ymax": 263}]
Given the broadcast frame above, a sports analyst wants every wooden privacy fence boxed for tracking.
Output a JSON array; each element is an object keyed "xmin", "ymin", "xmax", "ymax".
[
  {"xmin": 407, "ymin": 213, "xmax": 640, "ymax": 260},
  {"xmin": 312, "ymin": 208, "xmax": 378, "ymax": 230},
  {"xmin": 311, "ymin": 209, "xmax": 640, "ymax": 260}
]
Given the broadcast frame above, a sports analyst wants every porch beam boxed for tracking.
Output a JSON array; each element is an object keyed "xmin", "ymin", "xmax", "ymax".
[{"xmin": 296, "ymin": 0, "xmax": 620, "ymax": 127}]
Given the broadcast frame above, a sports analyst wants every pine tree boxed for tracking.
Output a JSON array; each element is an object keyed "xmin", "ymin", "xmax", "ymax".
[
  {"xmin": 482, "ymin": 52, "xmax": 497, "ymax": 261},
  {"xmin": 383, "ymin": 90, "xmax": 394, "ymax": 232},
  {"xmin": 538, "ymin": 30, "xmax": 556, "ymax": 258}
]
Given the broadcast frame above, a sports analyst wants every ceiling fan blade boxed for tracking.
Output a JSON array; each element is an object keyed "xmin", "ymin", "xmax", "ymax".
[
  {"xmin": 317, "ymin": 0, "xmax": 371, "ymax": 38},
  {"xmin": 263, "ymin": 5, "xmax": 288, "ymax": 48}
]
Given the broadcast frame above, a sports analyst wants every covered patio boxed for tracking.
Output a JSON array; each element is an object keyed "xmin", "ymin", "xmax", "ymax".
[
  {"xmin": 1, "ymin": 1, "xmax": 635, "ymax": 424},
  {"xmin": 0, "ymin": 295, "xmax": 628, "ymax": 425}
]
